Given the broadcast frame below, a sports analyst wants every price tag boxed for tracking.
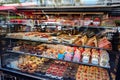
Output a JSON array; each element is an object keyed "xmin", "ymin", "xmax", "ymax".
[
  {"xmin": 118, "ymin": 27, "xmax": 120, "ymax": 32},
  {"xmin": 41, "ymin": 26, "xmax": 45, "ymax": 28},
  {"xmin": 93, "ymin": 21, "xmax": 100, "ymax": 26},
  {"xmin": 82, "ymin": 56, "xmax": 89, "ymax": 63},
  {"xmin": 47, "ymin": 26, "xmax": 56, "ymax": 28},
  {"xmin": 2, "ymin": 25, "xmax": 7, "ymax": 28},
  {"xmin": 106, "ymin": 30, "xmax": 116, "ymax": 33},
  {"xmin": 92, "ymin": 58, "xmax": 98, "ymax": 65},
  {"xmin": 57, "ymin": 26, "xmax": 62, "ymax": 30}
]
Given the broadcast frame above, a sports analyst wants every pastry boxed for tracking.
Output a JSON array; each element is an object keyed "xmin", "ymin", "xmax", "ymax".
[
  {"xmin": 98, "ymin": 37, "xmax": 112, "ymax": 49},
  {"xmin": 91, "ymin": 49, "xmax": 99, "ymax": 65},
  {"xmin": 86, "ymin": 36, "xmax": 97, "ymax": 47},
  {"xmin": 58, "ymin": 34, "xmax": 78, "ymax": 44},
  {"xmin": 80, "ymin": 35, "xmax": 88, "ymax": 46},
  {"xmin": 82, "ymin": 48, "xmax": 91, "ymax": 63},
  {"xmin": 76, "ymin": 65, "xmax": 109, "ymax": 80},
  {"xmin": 18, "ymin": 56, "xmax": 48, "ymax": 73},
  {"xmin": 12, "ymin": 46, "xmax": 20, "ymax": 51},
  {"xmin": 74, "ymin": 35, "xmax": 88, "ymax": 46},
  {"xmin": 73, "ymin": 49, "xmax": 81, "ymax": 62}
]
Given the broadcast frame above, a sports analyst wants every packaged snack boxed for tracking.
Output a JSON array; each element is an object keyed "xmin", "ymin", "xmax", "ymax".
[
  {"xmin": 82, "ymin": 49, "xmax": 91, "ymax": 63},
  {"xmin": 91, "ymin": 49, "xmax": 99, "ymax": 65},
  {"xmin": 73, "ymin": 49, "xmax": 81, "ymax": 62},
  {"xmin": 100, "ymin": 50, "xmax": 110, "ymax": 67}
]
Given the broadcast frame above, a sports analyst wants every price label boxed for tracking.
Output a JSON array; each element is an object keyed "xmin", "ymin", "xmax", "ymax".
[
  {"xmin": 92, "ymin": 58, "xmax": 98, "ymax": 65},
  {"xmin": 57, "ymin": 26, "xmax": 62, "ymax": 30},
  {"xmin": 93, "ymin": 21, "xmax": 100, "ymax": 26},
  {"xmin": 41, "ymin": 26, "xmax": 45, "ymax": 28},
  {"xmin": 82, "ymin": 56, "xmax": 89, "ymax": 63}
]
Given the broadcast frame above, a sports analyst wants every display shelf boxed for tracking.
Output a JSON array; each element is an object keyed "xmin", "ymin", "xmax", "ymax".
[
  {"xmin": 17, "ymin": 5, "xmax": 120, "ymax": 12},
  {"xmin": 0, "ymin": 67, "xmax": 52, "ymax": 80},
  {"xmin": 5, "ymin": 37, "xmax": 112, "ymax": 51},
  {"xmin": 6, "ymin": 50, "xmax": 110, "ymax": 69},
  {"xmin": 37, "ymin": 24, "xmax": 117, "ymax": 29},
  {"xmin": 0, "ymin": 33, "xmax": 6, "ymax": 36},
  {"xmin": 0, "ymin": 64, "xmax": 112, "ymax": 80},
  {"xmin": 80, "ymin": 26, "xmax": 117, "ymax": 29}
]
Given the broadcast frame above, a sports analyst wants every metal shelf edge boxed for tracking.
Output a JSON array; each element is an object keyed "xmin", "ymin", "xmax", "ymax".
[{"xmin": 0, "ymin": 68, "xmax": 46, "ymax": 80}]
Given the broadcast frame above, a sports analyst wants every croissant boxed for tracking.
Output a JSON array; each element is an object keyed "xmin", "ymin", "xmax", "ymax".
[
  {"xmin": 75, "ymin": 35, "xmax": 88, "ymax": 46},
  {"xmin": 86, "ymin": 36, "xmax": 97, "ymax": 47}
]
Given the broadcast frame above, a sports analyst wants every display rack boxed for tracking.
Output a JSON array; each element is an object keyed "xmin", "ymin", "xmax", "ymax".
[{"xmin": 1, "ymin": 25, "xmax": 119, "ymax": 80}]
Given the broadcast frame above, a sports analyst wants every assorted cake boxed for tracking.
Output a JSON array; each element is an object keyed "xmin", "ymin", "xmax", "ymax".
[
  {"xmin": 76, "ymin": 65, "xmax": 109, "ymax": 80},
  {"xmin": 6, "ymin": 55, "xmax": 110, "ymax": 80}
]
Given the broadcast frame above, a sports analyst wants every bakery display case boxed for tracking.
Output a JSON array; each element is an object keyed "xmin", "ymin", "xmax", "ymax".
[
  {"xmin": 0, "ymin": 2, "xmax": 120, "ymax": 80},
  {"xmin": 0, "ymin": 25, "xmax": 120, "ymax": 80}
]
